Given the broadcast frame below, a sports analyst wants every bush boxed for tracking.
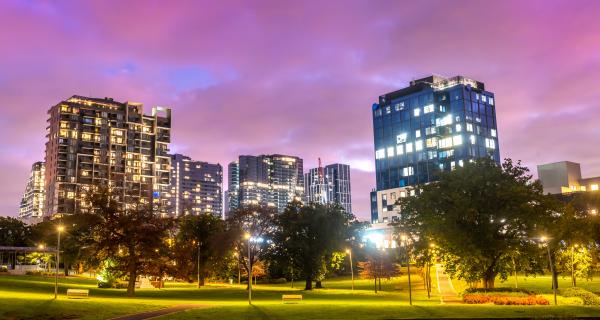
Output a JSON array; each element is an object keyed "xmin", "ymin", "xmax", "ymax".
[
  {"xmin": 463, "ymin": 293, "xmax": 549, "ymax": 305},
  {"xmin": 25, "ymin": 271, "xmax": 43, "ymax": 276},
  {"xmin": 0, "ymin": 266, "xmax": 9, "ymax": 272},
  {"xmin": 464, "ymin": 287, "xmax": 535, "ymax": 295},
  {"xmin": 560, "ymin": 287, "xmax": 600, "ymax": 306}
]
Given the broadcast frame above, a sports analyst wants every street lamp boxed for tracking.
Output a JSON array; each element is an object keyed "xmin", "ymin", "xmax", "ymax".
[
  {"xmin": 401, "ymin": 235, "xmax": 412, "ymax": 306},
  {"xmin": 540, "ymin": 236, "xmax": 557, "ymax": 305},
  {"xmin": 55, "ymin": 225, "xmax": 64, "ymax": 299},
  {"xmin": 244, "ymin": 232, "xmax": 252, "ymax": 305},
  {"xmin": 192, "ymin": 240, "xmax": 201, "ymax": 288},
  {"xmin": 346, "ymin": 249, "xmax": 354, "ymax": 291}
]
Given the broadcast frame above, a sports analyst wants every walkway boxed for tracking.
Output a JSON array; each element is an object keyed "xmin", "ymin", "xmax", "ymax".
[
  {"xmin": 109, "ymin": 305, "xmax": 205, "ymax": 320},
  {"xmin": 435, "ymin": 264, "xmax": 462, "ymax": 304}
]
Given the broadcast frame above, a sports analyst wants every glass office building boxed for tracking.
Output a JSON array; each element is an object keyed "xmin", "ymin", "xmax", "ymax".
[{"xmin": 370, "ymin": 75, "xmax": 500, "ymax": 223}]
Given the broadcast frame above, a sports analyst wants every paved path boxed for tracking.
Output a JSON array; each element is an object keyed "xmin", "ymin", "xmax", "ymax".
[
  {"xmin": 109, "ymin": 305, "xmax": 205, "ymax": 320},
  {"xmin": 435, "ymin": 264, "xmax": 462, "ymax": 304}
]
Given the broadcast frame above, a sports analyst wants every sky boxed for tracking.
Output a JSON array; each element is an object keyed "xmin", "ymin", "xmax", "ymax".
[{"xmin": 1, "ymin": 0, "xmax": 600, "ymax": 220}]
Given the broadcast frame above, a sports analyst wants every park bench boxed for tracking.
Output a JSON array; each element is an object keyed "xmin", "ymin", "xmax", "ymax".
[
  {"xmin": 282, "ymin": 294, "xmax": 302, "ymax": 304},
  {"xmin": 67, "ymin": 289, "xmax": 89, "ymax": 299}
]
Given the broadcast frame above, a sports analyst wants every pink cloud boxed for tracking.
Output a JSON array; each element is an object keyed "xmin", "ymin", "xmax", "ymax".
[{"xmin": 1, "ymin": 0, "xmax": 600, "ymax": 218}]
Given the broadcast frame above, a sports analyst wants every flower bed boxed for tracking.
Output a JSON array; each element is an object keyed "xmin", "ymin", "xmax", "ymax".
[{"xmin": 463, "ymin": 293, "xmax": 549, "ymax": 305}]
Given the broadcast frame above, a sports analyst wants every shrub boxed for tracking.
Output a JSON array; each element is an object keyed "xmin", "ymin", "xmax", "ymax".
[
  {"xmin": 270, "ymin": 278, "xmax": 287, "ymax": 284},
  {"xmin": 560, "ymin": 287, "xmax": 600, "ymax": 306},
  {"xmin": 0, "ymin": 266, "xmax": 9, "ymax": 272},
  {"xmin": 463, "ymin": 293, "xmax": 549, "ymax": 305},
  {"xmin": 464, "ymin": 287, "xmax": 535, "ymax": 295}
]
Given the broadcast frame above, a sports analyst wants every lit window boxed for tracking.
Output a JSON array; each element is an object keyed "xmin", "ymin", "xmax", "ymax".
[
  {"xmin": 425, "ymin": 127, "xmax": 437, "ymax": 135},
  {"xmin": 426, "ymin": 137, "xmax": 438, "ymax": 148},
  {"xmin": 397, "ymin": 133, "xmax": 407, "ymax": 144},
  {"xmin": 491, "ymin": 129, "xmax": 497, "ymax": 137},
  {"xmin": 466, "ymin": 123, "xmax": 473, "ymax": 132},
  {"xmin": 406, "ymin": 142, "xmax": 413, "ymax": 153},
  {"xmin": 415, "ymin": 130, "xmax": 421, "ymax": 138},
  {"xmin": 456, "ymin": 124, "xmax": 462, "ymax": 132},
  {"xmin": 485, "ymin": 138, "xmax": 496, "ymax": 149},
  {"xmin": 453, "ymin": 135, "xmax": 463, "ymax": 145},
  {"xmin": 423, "ymin": 104, "xmax": 434, "ymax": 114},
  {"xmin": 591, "ymin": 184, "xmax": 599, "ymax": 191},
  {"xmin": 387, "ymin": 147, "xmax": 395, "ymax": 157},
  {"xmin": 403, "ymin": 167, "xmax": 414, "ymax": 176},
  {"xmin": 375, "ymin": 149, "xmax": 386, "ymax": 159},
  {"xmin": 469, "ymin": 135, "xmax": 476, "ymax": 144},
  {"xmin": 385, "ymin": 106, "xmax": 391, "ymax": 114},
  {"xmin": 438, "ymin": 137, "xmax": 453, "ymax": 149},
  {"xmin": 450, "ymin": 161, "xmax": 456, "ymax": 170},
  {"xmin": 396, "ymin": 145, "xmax": 404, "ymax": 155},
  {"xmin": 459, "ymin": 160, "xmax": 464, "ymax": 167},
  {"xmin": 415, "ymin": 140, "xmax": 423, "ymax": 151},
  {"xmin": 489, "ymin": 97, "xmax": 494, "ymax": 105},
  {"xmin": 414, "ymin": 108, "xmax": 421, "ymax": 117},
  {"xmin": 436, "ymin": 114, "xmax": 452, "ymax": 126}
]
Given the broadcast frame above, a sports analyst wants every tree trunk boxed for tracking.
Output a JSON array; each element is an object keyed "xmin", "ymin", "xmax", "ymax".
[
  {"xmin": 63, "ymin": 262, "xmax": 70, "ymax": 276},
  {"xmin": 126, "ymin": 260, "xmax": 137, "ymax": 297},
  {"xmin": 199, "ymin": 275, "xmax": 205, "ymax": 286},
  {"xmin": 552, "ymin": 267, "xmax": 559, "ymax": 290},
  {"xmin": 315, "ymin": 280, "xmax": 322, "ymax": 289},
  {"xmin": 304, "ymin": 277, "xmax": 313, "ymax": 290},
  {"xmin": 374, "ymin": 276, "xmax": 377, "ymax": 293},
  {"xmin": 378, "ymin": 277, "xmax": 381, "ymax": 291},
  {"xmin": 483, "ymin": 270, "xmax": 496, "ymax": 289}
]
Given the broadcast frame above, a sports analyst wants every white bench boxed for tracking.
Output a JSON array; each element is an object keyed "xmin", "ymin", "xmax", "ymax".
[
  {"xmin": 67, "ymin": 289, "xmax": 89, "ymax": 299},
  {"xmin": 282, "ymin": 294, "xmax": 302, "ymax": 303}
]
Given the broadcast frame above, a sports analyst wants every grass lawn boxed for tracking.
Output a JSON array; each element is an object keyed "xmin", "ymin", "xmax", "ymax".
[{"xmin": 0, "ymin": 273, "xmax": 599, "ymax": 320}]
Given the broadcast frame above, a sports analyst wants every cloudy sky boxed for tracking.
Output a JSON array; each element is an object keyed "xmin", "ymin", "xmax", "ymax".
[{"xmin": 1, "ymin": 0, "xmax": 599, "ymax": 219}]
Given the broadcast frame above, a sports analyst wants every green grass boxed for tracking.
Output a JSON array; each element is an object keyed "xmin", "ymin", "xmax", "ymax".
[{"xmin": 0, "ymin": 273, "xmax": 599, "ymax": 320}]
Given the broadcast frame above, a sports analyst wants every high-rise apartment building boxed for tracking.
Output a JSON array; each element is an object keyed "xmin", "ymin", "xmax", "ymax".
[
  {"xmin": 19, "ymin": 161, "xmax": 46, "ymax": 222},
  {"xmin": 44, "ymin": 95, "xmax": 171, "ymax": 217},
  {"xmin": 370, "ymin": 75, "xmax": 500, "ymax": 224},
  {"xmin": 168, "ymin": 154, "xmax": 223, "ymax": 217},
  {"xmin": 537, "ymin": 161, "xmax": 600, "ymax": 195},
  {"xmin": 227, "ymin": 154, "xmax": 303, "ymax": 213},
  {"xmin": 304, "ymin": 161, "xmax": 352, "ymax": 214}
]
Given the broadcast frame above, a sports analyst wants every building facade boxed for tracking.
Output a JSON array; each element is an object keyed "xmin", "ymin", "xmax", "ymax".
[
  {"xmin": 304, "ymin": 161, "xmax": 352, "ymax": 214},
  {"xmin": 168, "ymin": 154, "xmax": 223, "ymax": 217},
  {"xmin": 227, "ymin": 154, "xmax": 304, "ymax": 213},
  {"xmin": 44, "ymin": 95, "xmax": 171, "ymax": 217},
  {"xmin": 19, "ymin": 161, "xmax": 46, "ymax": 222},
  {"xmin": 370, "ymin": 75, "xmax": 500, "ymax": 225},
  {"xmin": 537, "ymin": 161, "xmax": 600, "ymax": 195}
]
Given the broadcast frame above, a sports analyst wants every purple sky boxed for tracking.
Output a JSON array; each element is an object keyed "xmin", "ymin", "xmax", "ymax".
[{"xmin": 1, "ymin": 0, "xmax": 600, "ymax": 219}]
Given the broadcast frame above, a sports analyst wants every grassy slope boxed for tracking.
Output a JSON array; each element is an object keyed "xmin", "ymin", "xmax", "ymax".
[{"xmin": 0, "ymin": 274, "xmax": 599, "ymax": 320}]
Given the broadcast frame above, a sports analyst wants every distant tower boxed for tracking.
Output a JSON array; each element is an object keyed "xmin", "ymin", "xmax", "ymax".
[
  {"xmin": 19, "ymin": 161, "xmax": 46, "ymax": 223},
  {"xmin": 304, "ymin": 160, "xmax": 352, "ymax": 213}
]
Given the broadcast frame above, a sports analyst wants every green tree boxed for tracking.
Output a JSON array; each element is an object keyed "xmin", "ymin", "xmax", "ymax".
[
  {"xmin": 269, "ymin": 201, "xmax": 359, "ymax": 290},
  {"xmin": 397, "ymin": 158, "xmax": 556, "ymax": 288},
  {"xmin": 227, "ymin": 205, "xmax": 276, "ymax": 288},
  {"xmin": 0, "ymin": 217, "xmax": 31, "ymax": 246},
  {"xmin": 85, "ymin": 186, "xmax": 174, "ymax": 296},
  {"xmin": 176, "ymin": 214, "xmax": 233, "ymax": 286}
]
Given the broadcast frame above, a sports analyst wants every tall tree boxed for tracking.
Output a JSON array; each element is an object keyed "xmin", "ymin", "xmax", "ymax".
[
  {"xmin": 269, "ymin": 201, "xmax": 359, "ymax": 290},
  {"xmin": 0, "ymin": 217, "xmax": 30, "ymax": 246},
  {"xmin": 176, "ymin": 214, "xmax": 233, "ymax": 286},
  {"xmin": 396, "ymin": 158, "xmax": 556, "ymax": 288},
  {"xmin": 85, "ymin": 186, "xmax": 174, "ymax": 296},
  {"xmin": 227, "ymin": 205, "xmax": 276, "ymax": 287}
]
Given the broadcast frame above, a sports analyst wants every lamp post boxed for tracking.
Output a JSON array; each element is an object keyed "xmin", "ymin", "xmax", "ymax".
[
  {"xmin": 541, "ymin": 236, "xmax": 557, "ymax": 305},
  {"xmin": 244, "ymin": 233, "xmax": 252, "ymax": 305},
  {"xmin": 197, "ymin": 241, "xmax": 201, "ymax": 288},
  {"xmin": 55, "ymin": 225, "xmax": 64, "ymax": 299},
  {"xmin": 346, "ymin": 249, "xmax": 354, "ymax": 291},
  {"xmin": 401, "ymin": 235, "xmax": 412, "ymax": 306}
]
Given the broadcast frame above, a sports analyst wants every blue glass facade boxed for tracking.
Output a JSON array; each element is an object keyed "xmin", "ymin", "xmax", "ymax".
[{"xmin": 372, "ymin": 75, "xmax": 500, "ymax": 192}]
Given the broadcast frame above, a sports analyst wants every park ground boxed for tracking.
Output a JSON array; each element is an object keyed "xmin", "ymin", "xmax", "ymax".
[{"xmin": 1, "ymin": 270, "xmax": 600, "ymax": 320}]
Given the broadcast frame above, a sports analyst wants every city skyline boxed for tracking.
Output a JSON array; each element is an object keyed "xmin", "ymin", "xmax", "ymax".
[{"xmin": 2, "ymin": 0, "xmax": 600, "ymax": 219}]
